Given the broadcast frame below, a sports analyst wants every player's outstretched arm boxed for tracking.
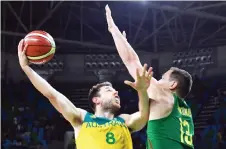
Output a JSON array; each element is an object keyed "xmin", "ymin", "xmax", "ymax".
[
  {"xmin": 120, "ymin": 64, "xmax": 152, "ymax": 132},
  {"xmin": 18, "ymin": 39, "xmax": 87, "ymax": 126},
  {"xmin": 105, "ymin": 5, "xmax": 157, "ymax": 84}
]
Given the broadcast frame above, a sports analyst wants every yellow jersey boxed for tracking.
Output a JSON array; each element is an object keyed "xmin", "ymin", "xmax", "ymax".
[{"xmin": 76, "ymin": 112, "xmax": 133, "ymax": 149}]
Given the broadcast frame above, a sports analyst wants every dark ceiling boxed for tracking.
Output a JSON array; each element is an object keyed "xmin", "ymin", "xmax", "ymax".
[{"xmin": 2, "ymin": 1, "xmax": 226, "ymax": 53}]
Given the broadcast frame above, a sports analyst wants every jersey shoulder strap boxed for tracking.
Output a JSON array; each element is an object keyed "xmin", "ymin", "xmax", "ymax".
[
  {"xmin": 83, "ymin": 112, "xmax": 95, "ymax": 123},
  {"xmin": 115, "ymin": 116, "xmax": 125, "ymax": 123}
]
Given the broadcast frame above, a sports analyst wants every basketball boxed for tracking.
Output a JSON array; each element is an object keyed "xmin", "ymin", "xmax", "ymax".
[{"xmin": 24, "ymin": 30, "xmax": 56, "ymax": 64}]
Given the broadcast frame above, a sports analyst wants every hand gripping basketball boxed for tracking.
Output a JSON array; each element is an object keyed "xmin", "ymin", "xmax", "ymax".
[{"xmin": 18, "ymin": 39, "xmax": 29, "ymax": 68}]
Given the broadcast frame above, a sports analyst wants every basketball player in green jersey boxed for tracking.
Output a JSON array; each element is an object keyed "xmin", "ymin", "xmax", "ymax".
[
  {"xmin": 106, "ymin": 5, "xmax": 194, "ymax": 149},
  {"xmin": 17, "ymin": 39, "xmax": 153, "ymax": 149}
]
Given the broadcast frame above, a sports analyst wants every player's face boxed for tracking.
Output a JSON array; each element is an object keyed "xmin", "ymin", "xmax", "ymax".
[
  {"xmin": 158, "ymin": 70, "xmax": 176, "ymax": 90},
  {"xmin": 98, "ymin": 86, "xmax": 121, "ymax": 111}
]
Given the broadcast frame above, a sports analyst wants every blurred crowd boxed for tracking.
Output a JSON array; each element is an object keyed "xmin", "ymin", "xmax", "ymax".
[
  {"xmin": 2, "ymin": 79, "xmax": 226, "ymax": 149},
  {"xmin": 2, "ymin": 81, "xmax": 67, "ymax": 149}
]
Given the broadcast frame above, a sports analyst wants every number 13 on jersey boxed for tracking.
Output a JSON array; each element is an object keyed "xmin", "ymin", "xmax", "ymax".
[{"xmin": 179, "ymin": 118, "xmax": 193, "ymax": 146}]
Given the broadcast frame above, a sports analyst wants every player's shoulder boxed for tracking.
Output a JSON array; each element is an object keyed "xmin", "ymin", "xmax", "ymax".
[
  {"xmin": 148, "ymin": 85, "xmax": 174, "ymax": 104},
  {"xmin": 70, "ymin": 108, "xmax": 87, "ymax": 127},
  {"xmin": 76, "ymin": 108, "xmax": 88, "ymax": 122},
  {"xmin": 117, "ymin": 114, "xmax": 127, "ymax": 123}
]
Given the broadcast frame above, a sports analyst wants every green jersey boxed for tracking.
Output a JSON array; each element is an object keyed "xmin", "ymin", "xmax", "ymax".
[{"xmin": 146, "ymin": 94, "xmax": 194, "ymax": 149}]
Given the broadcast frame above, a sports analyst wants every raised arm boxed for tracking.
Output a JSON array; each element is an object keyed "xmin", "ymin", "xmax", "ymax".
[
  {"xmin": 18, "ymin": 40, "xmax": 87, "ymax": 126},
  {"xmin": 120, "ymin": 64, "xmax": 152, "ymax": 132},
  {"xmin": 105, "ymin": 5, "xmax": 157, "ymax": 83}
]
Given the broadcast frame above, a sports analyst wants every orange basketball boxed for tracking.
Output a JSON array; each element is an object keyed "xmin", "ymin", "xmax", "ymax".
[{"xmin": 24, "ymin": 30, "xmax": 56, "ymax": 64}]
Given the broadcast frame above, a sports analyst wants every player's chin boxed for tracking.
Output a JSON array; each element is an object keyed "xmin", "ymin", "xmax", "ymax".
[{"xmin": 113, "ymin": 103, "xmax": 121, "ymax": 109}]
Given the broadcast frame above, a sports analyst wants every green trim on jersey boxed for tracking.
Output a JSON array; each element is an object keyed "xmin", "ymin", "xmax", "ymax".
[{"xmin": 84, "ymin": 112, "xmax": 125, "ymax": 125}]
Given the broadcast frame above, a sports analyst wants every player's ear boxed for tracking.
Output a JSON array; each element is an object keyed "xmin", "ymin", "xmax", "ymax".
[
  {"xmin": 169, "ymin": 81, "xmax": 177, "ymax": 90},
  {"xmin": 92, "ymin": 97, "xmax": 100, "ymax": 105}
]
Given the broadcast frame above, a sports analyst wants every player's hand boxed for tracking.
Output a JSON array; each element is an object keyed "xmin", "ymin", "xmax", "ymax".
[
  {"xmin": 124, "ymin": 64, "xmax": 153, "ymax": 91},
  {"xmin": 18, "ymin": 39, "xmax": 29, "ymax": 68},
  {"xmin": 105, "ymin": 4, "xmax": 117, "ymax": 33}
]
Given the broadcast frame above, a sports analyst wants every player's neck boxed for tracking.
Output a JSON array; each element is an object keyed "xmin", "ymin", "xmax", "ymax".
[{"xmin": 94, "ymin": 109, "xmax": 115, "ymax": 120}]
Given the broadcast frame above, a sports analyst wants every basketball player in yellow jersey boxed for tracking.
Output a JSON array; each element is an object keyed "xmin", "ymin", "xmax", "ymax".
[
  {"xmin": 106, "ymin": 5, "xmax": 194, "ymax": 149},
  {"xmin": 18, "ymin": 39, "xmax": 153, "ymax": 149}
]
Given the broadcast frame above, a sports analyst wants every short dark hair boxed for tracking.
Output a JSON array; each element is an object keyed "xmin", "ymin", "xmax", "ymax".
[
  {"xmin": 169, "ymin": 67, "xmax": 193, "ymax": 98},
  {"xmin": 88, "ymin": 82, "xmax": 112, "ymax": 111}
]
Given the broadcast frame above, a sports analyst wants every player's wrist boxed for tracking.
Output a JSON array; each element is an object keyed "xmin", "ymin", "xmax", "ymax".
[{"xmin": 21, "ymin": 65, "xmax": 30, "ymax": 71}]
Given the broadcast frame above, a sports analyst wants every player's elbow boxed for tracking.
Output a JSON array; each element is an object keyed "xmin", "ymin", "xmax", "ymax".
[
  {"xmin": 140, "ymin": 114, "xmax": 149, "ymax": 124},
  {"xmin": 132, "ymin": 120, "xmax": 146, "ymax": 133},
  {"xmin": 44, "ymin": 88, "xmax": 59, "ymax": 100},
  {"xmin": 137, "ymin": 112, "xmax": 149, "ymax": 126},
  {"xmin": 45, "ymin": 92, "xmax": 66, "ymax": 113},
  {"xmin": 140, "ymin": 115, "xmax": 149, "ymax": 127},
  {"xmin": 44, "ymin": 92, "xmax": 55, "ymax": 99},
  {"xmin": 125, "ymin": 58, "xmax": 140, "ymax": 67}
]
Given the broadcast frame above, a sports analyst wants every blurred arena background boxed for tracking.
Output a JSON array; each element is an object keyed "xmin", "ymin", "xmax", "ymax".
[{"xmin": 1, "ymin": 1, "xmax": 226, "ymax": 149}]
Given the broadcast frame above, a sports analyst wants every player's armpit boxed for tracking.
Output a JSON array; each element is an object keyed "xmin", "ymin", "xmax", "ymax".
[
  {"xmin": 147, "ymin": 84, "xmax": 174, "ymax": 103},
  {"xmin": 48, "ymin": 92, "xmax": 87, "ymax": 127},
  {"xmin": 119, "ymin": 112, "xmax": 146, "ymax": 133}
]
